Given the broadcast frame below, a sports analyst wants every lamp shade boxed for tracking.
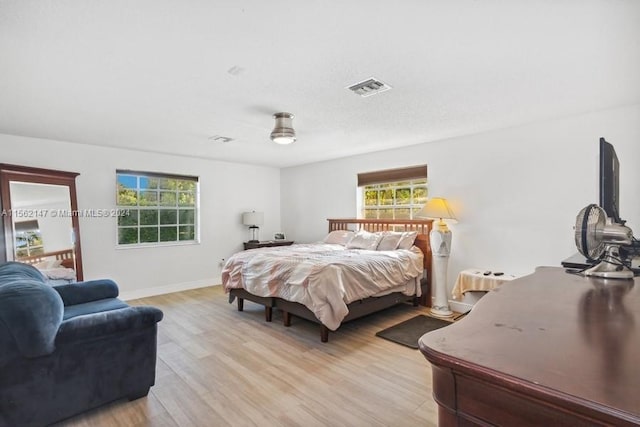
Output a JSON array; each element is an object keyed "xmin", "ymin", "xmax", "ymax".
[
  {"xmin": 242, "ymin": 211, "xmax": 264, "ymax": 226},
  {"xmin": 270, "ymin": 112, "xmax": 296, "ymax": 144},
  {"xmin": 416, "ymin": 197, "xmax": 457, "ymax": 222}
]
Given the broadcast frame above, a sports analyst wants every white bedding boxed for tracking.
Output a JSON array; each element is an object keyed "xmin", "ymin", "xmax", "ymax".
[
  {"xmin": 222, "ymin": 243, "xmax": 424, "ymax": 330},
  {"xmin": 38, "ymin": 266, "xmax": 77, "ymax": 281}
]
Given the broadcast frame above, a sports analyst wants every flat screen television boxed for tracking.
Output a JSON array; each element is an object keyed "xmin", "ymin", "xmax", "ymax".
[
  {"xmin": 599, "ymin": 137, "xmax": 623, "ymax": 224},
  {"xmin": 562, "ymin": 137, "xmax": 639, "ymax": 271}
]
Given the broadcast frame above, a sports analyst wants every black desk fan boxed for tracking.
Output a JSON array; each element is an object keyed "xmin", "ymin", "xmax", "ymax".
[{"xmin": 575, "ymin": 204, "xmax": 634, "ymax": 279}]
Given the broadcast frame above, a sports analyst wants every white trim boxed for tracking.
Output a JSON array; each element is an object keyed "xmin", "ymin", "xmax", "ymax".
[
  {"xmin": 449, "ymin": 299, "xmax": 474, "ymax": 315},
  {"xmin": 115, "ymin": 240, "xmax": 200, "ymax": 250},
  {"xmin": 119, "ymin": 278, "xmax": 219, "ymax": 301},
  {"xmin": 115, "ymin": 171, "xmax": 199, "ymax": 247}
]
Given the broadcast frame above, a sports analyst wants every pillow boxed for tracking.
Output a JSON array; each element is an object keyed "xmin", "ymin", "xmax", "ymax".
[
  {"xmin": 33, "ymin": 261, "xmax": 50, "ymax": 270},
  {"xmin": 323, "ymin": 230, "xmax": 355, "ymax": 246},
  {"xmin": 397, "ymin": 231, "xmax": 418, "ymax": 250},
  {"xmin": 346, "ymin": 230, "xmax": 383, "ymax": 250},
  {"xmin": 33, "ymin": 259, "xmax": 63, "ymax": 270},
  {"xmin": 376, "ymin": 232, "xmax": 404, "ymax": 251}
]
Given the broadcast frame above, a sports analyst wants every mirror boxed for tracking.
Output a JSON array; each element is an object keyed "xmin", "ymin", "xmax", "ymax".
[{"xmin": 0, "ymin": 164, "xmax": 84, "ymax": 281}]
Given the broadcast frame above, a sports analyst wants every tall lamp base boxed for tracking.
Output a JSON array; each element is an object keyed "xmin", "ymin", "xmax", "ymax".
[
  {"xmin": 430, "ymin": 306, "xmax": 454, "ymax": 318},
  {"xmin": 248, "ymin": 225, "xmax": 260, "ymax": 243},
  {"xmin": 430, "ymin": 224, "xmax": 454, "ymax": 318}
]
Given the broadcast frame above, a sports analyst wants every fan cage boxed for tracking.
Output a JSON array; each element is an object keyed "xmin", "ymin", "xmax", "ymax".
[{"xmin": 576, "ymin": 204, "xmax": 606, "ymax": 261}]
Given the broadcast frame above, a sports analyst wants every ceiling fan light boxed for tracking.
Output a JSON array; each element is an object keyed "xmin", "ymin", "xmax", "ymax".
[{"xmin": 270, "ymin": 112, "xmax": 296, "ymax": 144}]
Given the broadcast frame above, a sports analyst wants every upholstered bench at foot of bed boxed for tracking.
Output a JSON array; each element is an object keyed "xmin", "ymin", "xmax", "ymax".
[
  {"xmin": 277, "ymin": 291, "xmax": 420, "ymax": 343},
  {"xmin": 228, "ymin": 288, "xmax": 276, "ymax": 322},
  {"xmin": 279, "ymin": 300, "xmax": 330, "ymax": 342},
  {"xmin": 227, "ymin": 290, "xmax": 422, "ymax": 341}
]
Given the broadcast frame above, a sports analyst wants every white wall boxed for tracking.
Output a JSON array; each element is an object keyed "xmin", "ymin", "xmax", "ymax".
[
  {"xmin": 0, "ymin": 133, "xmax": 282, "ymax": 299},
  {"xmin": 3, "ymin": 105, "xmax": 638, "ymax": 303},
  {"xmin": 281, "ymin": 105, "xmax": 640, "ymax": 310}
]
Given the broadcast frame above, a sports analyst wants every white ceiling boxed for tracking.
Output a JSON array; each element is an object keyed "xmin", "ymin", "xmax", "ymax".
[{"xmin": 1, "ymin": 1, "xmax": 639, "ymax": 168}]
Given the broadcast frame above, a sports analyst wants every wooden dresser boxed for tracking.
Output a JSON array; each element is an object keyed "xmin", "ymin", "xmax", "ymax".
[{"xmin": 419, "ymin": 266, "xmax": 640, "ymax": 426}]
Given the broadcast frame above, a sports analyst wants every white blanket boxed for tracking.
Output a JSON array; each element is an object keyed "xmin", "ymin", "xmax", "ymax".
[
  {"xmin": 222, "ymin": 243, "xmax": 424, "ymax": 330},
  {"xmin": 39, "ymin": 266, "xmax": 76, "ymax": 280}
]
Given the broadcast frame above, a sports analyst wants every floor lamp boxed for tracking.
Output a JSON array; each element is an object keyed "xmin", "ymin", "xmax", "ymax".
[{"xmin": 417, "ymin": 197, "xmax": 457, "ymax": 318}]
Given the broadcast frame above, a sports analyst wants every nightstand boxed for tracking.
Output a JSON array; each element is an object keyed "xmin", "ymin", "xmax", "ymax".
[
  {"xmin": 451, "ymin": 269, "xmax": 516, "ymax": 300},
  {"xmin": 243, "ymin": 240, "xmax": 294, "ymax": 250}
]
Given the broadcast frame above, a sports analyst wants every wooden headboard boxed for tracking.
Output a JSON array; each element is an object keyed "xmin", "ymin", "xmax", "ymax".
[
  {"xmin": 327, "ymin": 218, "xmax": 433, "ymax": 306},
  {"xmin": 17, "ymin": 248, "xmax": 75, "ymax": 269}
]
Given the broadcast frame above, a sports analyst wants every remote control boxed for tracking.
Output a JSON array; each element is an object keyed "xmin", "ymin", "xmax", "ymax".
[
  {"xmin": 494, "ymin": 272, "xmax": 504, "ymax": 276},
  {"xmin": 483, "ymin": 271, "xmax": 491, "ymax": 275}
]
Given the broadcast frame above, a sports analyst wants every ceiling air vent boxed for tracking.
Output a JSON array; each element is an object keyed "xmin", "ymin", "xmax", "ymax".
[
  {"xmin": 208, "ymin": 135, "xmax": 234, "ymax": 143},
  {"xmin": 346, "ymin": 77, "xmax": 391, "ymax": 97}
]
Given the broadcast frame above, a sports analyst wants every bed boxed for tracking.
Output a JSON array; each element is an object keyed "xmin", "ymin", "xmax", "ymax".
[
  {"xmin": 223, "ymin": 218, "xmax": 433, "ymax": 342},
  {"xmin": 16, "ymin": 248, "xmax": 77, "ymax": 284}
]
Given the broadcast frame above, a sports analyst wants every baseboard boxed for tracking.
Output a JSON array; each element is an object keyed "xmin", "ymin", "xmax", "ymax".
[
  {"xmin": 449, "ymin": 300, "xmax": 473, "ymax": 315},
  {"xmin": 119, "ymin": 279, "xmax": 220, "ymax": 301}
]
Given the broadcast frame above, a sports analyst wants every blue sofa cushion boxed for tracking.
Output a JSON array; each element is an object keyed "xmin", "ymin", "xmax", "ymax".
[
  {"xmin": 54, "ymin": 279, "xmax": 120, "ymax": 306},
  {"xmin": 0, "ymin": 265, "xmax": 64, "ymax": 358},
  {"xmin": 57, "ymin": 306, "xmax": 164, "ymax": 344},
  {"xmin": 63, "ymin": 298, "xmax": 129, "ymax": 320},
  {"xmin": 0, "ymin": 261, "xmax": 47, "ymax": 283}
]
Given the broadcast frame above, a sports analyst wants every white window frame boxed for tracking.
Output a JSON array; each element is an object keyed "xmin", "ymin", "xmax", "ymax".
[
  {"xmin": 15, "ymin": 230, "xmax": 45, "ymax": 257},
  {"xmin": 116, "ymin": 170, "xmax": 200, "ymax": 248},
  {"xmin": 356, "ymin": 165, "xmax": 428, "ymax": 220}
]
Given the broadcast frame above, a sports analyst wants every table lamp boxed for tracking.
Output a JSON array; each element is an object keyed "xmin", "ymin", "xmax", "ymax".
[
  {"xmin": 417, "ymin": 197, "xmax": 457, "ymax": 317},
  {"xmin": 242, "ymin": 211, "xmax": 264, "ymax": 243}
]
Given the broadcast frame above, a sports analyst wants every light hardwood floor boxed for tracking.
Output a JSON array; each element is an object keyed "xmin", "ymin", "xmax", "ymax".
[{"xmin": 55, "ymin": 286, "xmax": 440, "ymax": 427}]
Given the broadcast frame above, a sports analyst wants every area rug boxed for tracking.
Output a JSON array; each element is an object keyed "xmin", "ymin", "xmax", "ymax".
[{"xmin": 375, "ymin": 314, "xmax": 453, "ymax": 349}]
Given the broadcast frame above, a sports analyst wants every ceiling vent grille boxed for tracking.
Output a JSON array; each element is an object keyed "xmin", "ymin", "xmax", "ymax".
[
  {"xmin": 208, "ymin": 135, "xmax": 234, "ymax": 143},
  {"xmin": 346, "ymin": 78, "xmax": 391, "ymax": 97}
]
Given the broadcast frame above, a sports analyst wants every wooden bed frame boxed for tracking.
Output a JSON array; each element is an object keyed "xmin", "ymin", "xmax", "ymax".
[
  {"xmin": 229, "ymin": 218, "xmax": 433, "ymax": 342},
  {"xmin": 17, "ymin": 248, "xmax": 76, "ymax": 269}
]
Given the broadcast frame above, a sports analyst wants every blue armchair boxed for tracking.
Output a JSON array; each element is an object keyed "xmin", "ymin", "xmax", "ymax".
[{"xmin": 0, "ymin": 262, "xmax": 163, "ymax": 427}]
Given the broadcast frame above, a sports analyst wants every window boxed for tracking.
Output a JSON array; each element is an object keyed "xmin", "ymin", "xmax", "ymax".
[
  {"xmin": 357, "ymin": 165, "xmax": 428, "ymax": 219},
  {"xmin": 14, "ymin": 220, "xmax": 44, "ymax": 257},
  {"xmin": 116, "ymin": 171, "xmax": 199, "ymax": 246}
]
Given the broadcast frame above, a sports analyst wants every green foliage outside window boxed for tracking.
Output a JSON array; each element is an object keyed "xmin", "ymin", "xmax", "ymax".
[
  {"xmin": 15, "ymin": 231, "xmax": 45, "ymax": 257},
  {"xmin": 117, "ymin": 172, "xmax": 198, "ymax": 246},
  {"xmin": 360, "ymin": 179, "xmax": 427, "ymax": 220}
]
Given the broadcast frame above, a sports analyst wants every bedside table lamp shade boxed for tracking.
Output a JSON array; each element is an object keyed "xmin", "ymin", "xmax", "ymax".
[
  {"xmin": 417, "ymin": 198, "xmax": 457, "ymax": 318},
  {"xmin": 417, "ymin": 197, "xmax": 457, "ymax": 230},
  {"xmin": 242, "ymin": 211, "xmax": 264, "ymax": 243}
]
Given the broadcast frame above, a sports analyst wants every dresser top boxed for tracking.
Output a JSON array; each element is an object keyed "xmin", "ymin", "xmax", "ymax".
[{"xmin": 420, "ymin": 266, "xmax": 640, "ymax": 421}]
